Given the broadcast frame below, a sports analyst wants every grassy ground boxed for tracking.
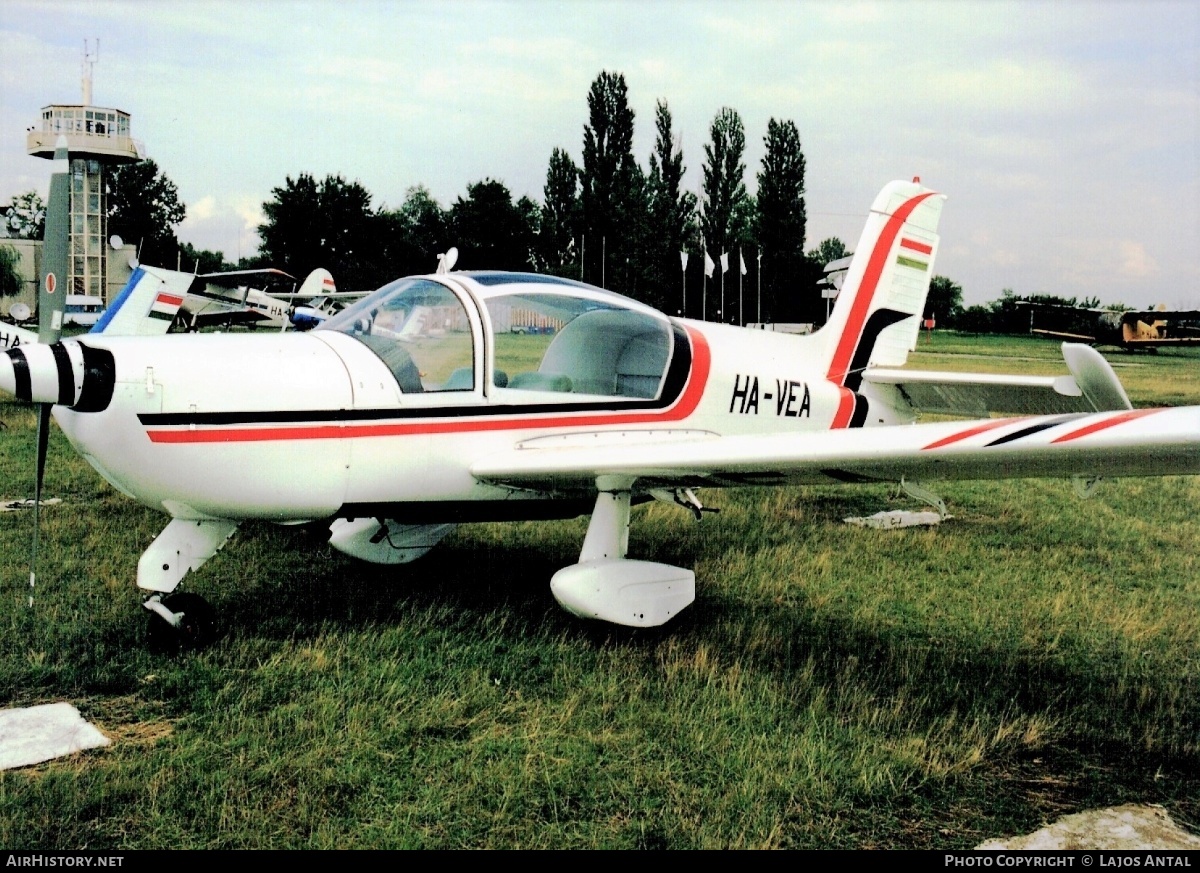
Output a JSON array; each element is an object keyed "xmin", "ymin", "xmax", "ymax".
[{"xmin": 0, "ymin": 333, "xmax": 1197, "ymax": 849}]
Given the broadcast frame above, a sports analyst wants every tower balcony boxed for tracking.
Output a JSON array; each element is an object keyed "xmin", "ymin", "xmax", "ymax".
[{"xmin": 26, "ymin": 104, "xmax": 143, "ymax": 164}]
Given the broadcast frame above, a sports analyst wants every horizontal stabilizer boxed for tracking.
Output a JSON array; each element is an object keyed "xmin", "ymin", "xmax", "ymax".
[{"xmin": 864, "ymin": 343, "xmax": 1132, "ymax": 418}]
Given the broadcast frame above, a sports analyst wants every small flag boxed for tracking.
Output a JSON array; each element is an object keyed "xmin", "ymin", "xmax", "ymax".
[
  {"xmin": 703, "ymin": 251, "xmax": 715, "ymax": 278},
  {"xmin": 739, "ymin": 252, "xmax": 747, "ymax": 276},
  {"xmin": 720, "ymin": 253, "xmax": 729, "ymax": 274},
  {"xmin": 680, "ymin": 252, "xmax": 688, "ymax": 270}
]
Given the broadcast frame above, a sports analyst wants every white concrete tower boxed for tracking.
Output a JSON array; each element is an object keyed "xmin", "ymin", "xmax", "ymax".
[{"xmin": 26, "ymin": 40, "xmax": 143, "ymax": 301}]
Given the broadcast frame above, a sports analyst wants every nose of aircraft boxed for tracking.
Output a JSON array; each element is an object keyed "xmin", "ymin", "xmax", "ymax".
[
  {"xmin": 0, "ymin": 342, "xmax": 115, "ymax": 411},
  {"xmin": 1, "ymin": 343, "xmax": 64, "ymax": 404}
]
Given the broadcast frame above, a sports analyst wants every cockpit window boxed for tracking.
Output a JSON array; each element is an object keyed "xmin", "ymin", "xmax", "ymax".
[
  {"xmin": 320, "ymin": 278, "xmax": 474, "ymax": 393},
  {"xmin": 486, "ymin": 293, "xmax": 672, "ymax": 400}
]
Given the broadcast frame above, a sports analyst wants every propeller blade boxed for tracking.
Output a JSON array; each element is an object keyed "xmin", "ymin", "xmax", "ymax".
[
  {"xmin": 25, "ymin": 136, "xmax": 71, "ymax": 606},
  {"xmin": 39, "ymin": 136, "xmax": 71, "ymax": 345},
  {"xmin": 29, "ymin": 403, "xmax": 51, "ymax": 607}
]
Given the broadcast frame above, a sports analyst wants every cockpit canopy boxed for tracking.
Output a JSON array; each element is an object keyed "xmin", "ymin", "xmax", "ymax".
[{"xmin": 320, "ymin": 273, "xmax": 676, "ymax": 403}]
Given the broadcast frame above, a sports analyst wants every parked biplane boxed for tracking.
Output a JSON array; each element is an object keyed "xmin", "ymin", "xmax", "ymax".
[{"xmin": 1025, "ymin": 301, "xmax": 1200, "ymax": 350}]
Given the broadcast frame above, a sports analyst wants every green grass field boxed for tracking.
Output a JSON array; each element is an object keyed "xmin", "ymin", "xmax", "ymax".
[{"xmin": 0, "ymin": 333, "xmax": 1197, "ymax": 849}]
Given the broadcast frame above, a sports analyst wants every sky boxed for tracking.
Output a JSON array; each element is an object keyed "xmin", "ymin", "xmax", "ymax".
[{"xmin": 1, "ymin": 0, "xmax": 1197, "ymax": 308}]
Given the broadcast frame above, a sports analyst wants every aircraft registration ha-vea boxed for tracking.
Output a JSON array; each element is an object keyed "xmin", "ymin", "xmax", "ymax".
[{"xmin": 3, "ymin": 179, "xmax": 1198, "ymax": 647}]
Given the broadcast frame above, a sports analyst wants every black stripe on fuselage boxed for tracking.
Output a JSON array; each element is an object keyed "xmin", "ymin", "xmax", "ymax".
[
  {"xmin": 849, "ymin": 393, "xmax": 870, "ymax": 428},
  {"xmin": 139, "ymin": 323, "xmax": 694, "ymax": 427},
  {"xmin": 842, "ymin": 308, "xmax": 913, "ymax": 392},
  {"xmin": 51, "ymin": 342, "xmax": 74, "ymax": 405},
  {"xmin": 9, "ymin": 348, "xmax": 31, "ymax": 401}
]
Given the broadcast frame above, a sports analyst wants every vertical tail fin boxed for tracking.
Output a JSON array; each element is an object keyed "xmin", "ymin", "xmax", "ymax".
[
  {"xmin": 90, "ymin": 265, "xmax": 189, "ymax": 336},
  {"xmin": 297, "ymin": 268, "xmax": 336, "ymax": 299},
  {"xmin": 822, "ymin": 179, "xmax": 945, "ymax": 391}
]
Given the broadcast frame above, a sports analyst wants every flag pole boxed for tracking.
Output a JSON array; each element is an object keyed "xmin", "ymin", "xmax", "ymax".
[
  {"xmin": 680, "ymin": 252, "xmax": 688, "ymax": 318},
  {"xmin": 738, "ymin": 247, "xmax": 744, "ymax": 326},
  {"xmin": 757, "ymin": 250, "xmax": 762, "ymax": 324}
]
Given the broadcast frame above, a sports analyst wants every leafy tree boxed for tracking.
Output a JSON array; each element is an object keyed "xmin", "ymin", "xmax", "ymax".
[
  {"xmin": 579, "ymin": 71, "xmax": 644, "ymax": 292},
  {"xmin": 367, "ymin": 185, "xmax": 450, "ymax": 279},
  {"xmin": 757, "ymin": 118, "xmax": 811, "ymax": 322},
  {"xmin": 539, "ymin": 147, "xmax": 581, "ymax": 275},
  {"xmin": 701, "ymin": 107, "xmax": 749, "ymax": 259},
  {"xmin": 0, "ymin": 245, "xmax": 23, "ymax": 298},
  {"xmin": 925, "ymin": 275, "xmax": 964, "ymax": 326},
  {"xmin": 178, "ymin": 241, "xmax": 233, "ymax": 274},
  {"xmin": 108, "ymin": 160, "xmax": 186, "ymax": 268},
  {"xmin": 5, "ymin": 191, "xmax": 45, "ymax": 239},
  {"xmin": 957, "ymin": 304, "xmax": 993, "ymax": 334},
  {"xmin": 647, "ymin": 101, "xmax": 697, "ymax": 314},
  {"xmin": 807, "ymin": 237, "xmax": 849, "ymax": 266},
  {"xmin": 698, "ymin": 108, "xmax": 752, "ymax": 322},
  {"xmin": 258, "ymin": 173, "xmax": 388, "ymax": 289},
  {"xmin": 397, "ymin": 185, "xmax": 449, "ymax": 269},
  {"xmin": 449, "ymin": 179, "xmax": 537, "ymax": 272}
]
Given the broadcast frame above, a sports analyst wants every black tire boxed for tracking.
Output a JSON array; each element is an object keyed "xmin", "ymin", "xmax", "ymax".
[{"xmin": 145, "ymin": 592, "xmax": 218, "ymax": 653}]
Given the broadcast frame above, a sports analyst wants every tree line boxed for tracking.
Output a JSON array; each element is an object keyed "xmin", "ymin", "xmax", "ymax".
[{"xmin": 2, "ymin": 69, "xmax": 1131, "ymax": 330}]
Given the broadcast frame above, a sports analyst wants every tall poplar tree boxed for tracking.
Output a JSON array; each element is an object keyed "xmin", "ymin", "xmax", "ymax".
[
  {"xmin": 579, "ymin": 71, "xmax": 642, "ymax": 292},
  {"xmin": 700, "ymin": 108, "xmax": 749, "ymax": 258},
  {"xmin": 700, "ymin": 107, "xmax": 750, "ymax": 321},
  {"xmin": 647, "ymin": 100, "xmax": 696, "ymax": 313},
  {"xmin": 540, "ymin": 147, "xmax": 581, "ymax": 275},
  {"xmin": 756, "ymin": 118, "xmax": 809, "ymax": 321}
]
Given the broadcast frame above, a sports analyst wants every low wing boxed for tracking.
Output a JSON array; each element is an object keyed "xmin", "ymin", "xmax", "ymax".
[
  {"xmin": 864, "ymin": 343, "xmax": 1131, "ymax": 417},
  {"xmin": 470, "ymin": 407, "xmax": 1200, "ymax": 496},
  {"xmin": 182, "ymin": 279, "xmax": 268, "ymax": 326}
]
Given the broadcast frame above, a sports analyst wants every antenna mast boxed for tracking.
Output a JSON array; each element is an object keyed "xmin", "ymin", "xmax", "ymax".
[{"xmin": 81, "ymin": 39, "xmax": 99, "ymax": 105}]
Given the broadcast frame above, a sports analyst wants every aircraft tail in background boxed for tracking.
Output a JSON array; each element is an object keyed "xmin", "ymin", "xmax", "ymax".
[
  {"xmin": 296, "ymin": 268, "xmax": 336, "ymax": 299},
  {"xmin": 89, "ymin": 265, "xmax": 189, "ymax": 336}
]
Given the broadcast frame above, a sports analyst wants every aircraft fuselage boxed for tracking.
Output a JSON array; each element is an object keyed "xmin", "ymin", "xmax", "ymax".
[{"xmin": 52, "ymin": 317, "xmax": 873, "ymax": 524}]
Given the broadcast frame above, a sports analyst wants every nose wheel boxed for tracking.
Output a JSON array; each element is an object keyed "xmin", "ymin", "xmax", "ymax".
[{"xmin": 144, "ymin": 592, "xmax": 218, "ymax": 653}]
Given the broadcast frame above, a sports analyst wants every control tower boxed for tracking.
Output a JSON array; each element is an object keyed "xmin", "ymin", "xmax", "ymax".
[{"xmin": 25, "ymin": 41, "xmax": 143, "ymax": 300}]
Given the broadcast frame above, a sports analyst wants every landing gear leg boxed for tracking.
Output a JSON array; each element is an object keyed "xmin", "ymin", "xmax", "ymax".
[
  {"xmin": 550, "ymin": 476, "xmax": 695, "ymax": 627},
  {"xmin": 138, "ymin": 518, "xmax": 238, "ymax": 650}
]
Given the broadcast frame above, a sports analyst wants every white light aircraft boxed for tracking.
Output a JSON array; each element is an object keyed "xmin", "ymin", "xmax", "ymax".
[
  {"xmin": 174, "ymin": 267, "xmax": 340, "ymax": 331},
  {"xmin": 3, "ymin": 179, "xmax": 1198, "ymax": 649}
]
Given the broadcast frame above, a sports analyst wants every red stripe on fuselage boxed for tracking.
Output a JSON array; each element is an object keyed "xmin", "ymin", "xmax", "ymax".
[
  {"xmin": 1049, "ymin": 408, "xmax": 1163, "ymax": 443},
  {"xmin": 830, "ymin": 387, "xmax": 856, "ymax": 430},
  {"xmin": 155, "ymin": 293, "xmax": 184, "ymax": 307},
  {"xmin": 826, "ymin": 192, "xmax": 937, "ymax": 388},
  {"xmin": 146, "ymin": 326, "xmax": 712, "ymax": 444}
]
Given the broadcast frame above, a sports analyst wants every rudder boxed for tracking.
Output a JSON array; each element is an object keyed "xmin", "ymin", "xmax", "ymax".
[{"xmin": 822, "ymin": 179, "xmax": 945, "ymax": 392}]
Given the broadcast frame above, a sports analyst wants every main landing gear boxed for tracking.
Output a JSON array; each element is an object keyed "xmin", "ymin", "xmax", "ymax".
[{"xmin": 549, "ymin": 476, "xmax": 697, "ymax": 627}]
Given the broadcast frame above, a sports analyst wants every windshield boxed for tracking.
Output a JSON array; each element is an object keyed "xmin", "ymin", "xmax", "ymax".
[{"xmin": 319, "ymin": 278, "xmax": 474, "ymax": 393}]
